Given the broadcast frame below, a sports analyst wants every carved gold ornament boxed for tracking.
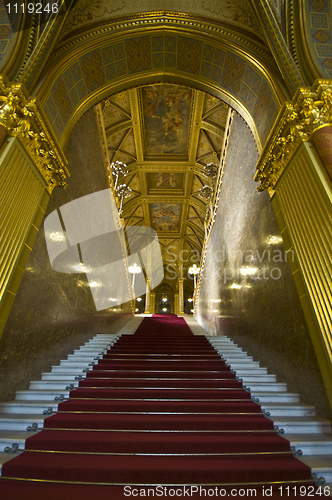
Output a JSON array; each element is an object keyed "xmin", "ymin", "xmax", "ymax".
[
  {"xmin": 255, "ymin": 80, "xmax": 332, "ymax": 194},
  {"xmin": 0, "ymin": 76, "xmax": 68, "ymax": 194}
]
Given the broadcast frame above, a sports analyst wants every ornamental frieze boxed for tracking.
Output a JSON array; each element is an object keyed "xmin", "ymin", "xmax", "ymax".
[
  {"xmin": 0, "ymin": 76, "xmax": 69, "ymax": 194},
  {"xmin": 254, "ymin": 79, "xmax": 332, "ymax": 194}
]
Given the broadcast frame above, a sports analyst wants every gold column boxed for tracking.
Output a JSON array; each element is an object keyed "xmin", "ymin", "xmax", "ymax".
[
  {"xmin": 150, "ymin": 293, "xmax": 156, "ymax": 315},
  {"xmin": 0, "ymin": 76, "xmax": 69, "ymax": 339},
  {"xmin": 255, "ymin": 79, "xmax": 332, "ymax": 408},
  {"xmin": 178, "ymin": 279, "xmax": 184, "ymax": 314},
  {"xmin": 144, "ymin": 279, "xmax": 151, "ymax": 314},
  {"xmin": 174, "ymin": 293, "xmax": 179, "ymax": 315}
]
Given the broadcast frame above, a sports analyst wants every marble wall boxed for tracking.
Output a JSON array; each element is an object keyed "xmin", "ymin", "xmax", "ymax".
[
  {"xmin": 196, "ymin": 113, "xmax": 331, "ymax": 418},
  {"xmin": 0, "ymin": 109, "xmax": 132, "ymax": 402}
]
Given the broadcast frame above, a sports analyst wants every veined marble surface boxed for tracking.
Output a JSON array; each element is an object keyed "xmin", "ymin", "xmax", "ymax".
[
  {"xmin": 196, "ymin": 113, "xmax": 331, "ymax": 418},
  {"xmin": 0, "ymin": 109, "xmax": 132, "ymax": 402}
]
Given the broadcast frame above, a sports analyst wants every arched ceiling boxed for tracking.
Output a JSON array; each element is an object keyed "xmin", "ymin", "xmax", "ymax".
[
  {"xmin": 59, "ymin": 0, "xmax": 265, "ymax": 42},
  {"xmin": 94, "ymin": 83, "xmax": 231, "ymax": 278}
]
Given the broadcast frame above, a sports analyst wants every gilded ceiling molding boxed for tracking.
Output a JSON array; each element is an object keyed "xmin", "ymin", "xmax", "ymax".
[
  {"xmin": 250, "ymin": 0, "xmax": 304, "ymax": 95},
  {"xmin": 287, "ymin": 0, "xmax": 332, "ymax": 84},
  {"xmin": 0, "ymin": 76, "xmax": 68, "ymax": 194},
  {"xmin": 16, "ymin": 0, "xmax": 76, "ymax": 91},
  {"xmin": 254, "ymin": 79, "xmax": 332, "ymax": 195},
  {"xmin": 53, "ymin": 12, "xmax": 271, "ymax": 63},
  {"xmin": 36, "ymin": 21, "xmax": 286, "ymax": 153},
  {"xmin": 0, "ymin": 9, "xmax": 36, "ymax": 82}
]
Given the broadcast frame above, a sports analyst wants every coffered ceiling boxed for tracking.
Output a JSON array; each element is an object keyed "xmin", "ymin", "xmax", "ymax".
[{"xmin": 95, "ymin": 84, "xmax": 231, "ymax": 282}]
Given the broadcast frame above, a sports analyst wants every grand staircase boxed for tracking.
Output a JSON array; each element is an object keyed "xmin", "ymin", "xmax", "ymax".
[{"xmin": 0, "ymin": 315, "xmax": 331, "ymax": 499}]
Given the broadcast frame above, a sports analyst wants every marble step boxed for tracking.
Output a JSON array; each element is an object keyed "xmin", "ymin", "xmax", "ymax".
[
  {"xmin": 0, "ymin": 452, "xmax": 21, "ymax": 473},
  {"xmin": 13, "ymin": 389, "xmax": 300, "ymax": 404},
  {"xmin": 59, "ymin": 360, "xmax": 98, "ymax": 368},
  {"xmin": 72, "ymin": 340, "xmax": 117, "ymax": 346},
  {"xmin": 239, "ymin": 374, "xmax": 277, "ymax": 383},
  {"xmin": 252, "ymin": 392, "xmax": 301, "ymax": 403},
  {"xmin": 231, "ymin": 367, "xmax": 269, "ymax": 375},
  {"xmin": 243, "ymin": 383, "xmax": 287, "ymax": 392},
  {"xmin": 217, "ymin": 355, "xmax": 254, "ymax": 361},
  {"xmin": 271, "ymin": 417, "xmax": 332, "ymax": 434},
  {"xmin": 299, "ymin": 456, "xmax": 332, "ymax": 483},
  {"xmin": 69, "ymin": 351, "xmax": 109, "ymax": 357},
  {"xmin": 51, "ymin": 366, "xmax": 93, "ymax": 374},
  {"xmin": 28, "ymin": 380, "xmax": 286, "ymax": 392},
  {"xmin": 0, "ymin": 430, "xmax": 39, "ymax": 451},
  {"xmin": 0, "ymin": 414, "xmax": 47, "ymax": 431},
  {"xmin": 54, "ymin": 360, "xmax": 264, "ymax": 370},
  {"xmin": 66, "ymin": 355, "xmax": 104, "ymax": 362},
  {"xmin": 15, "ymin": 390, "xmax": 70, "ymax": 401},
  {"xmin": 287, "ymin": 434, "xmax": 332, "ymax": 455},
  {"xmin": 41, "ymin": 372, "xmax": 86, "ymax": 381},
  {"xmin": 261, "ymin": 403, "xmax": 316, "ymax": 417},
  {"xmin": 0, "ymin": 401, "xmax": 58, "ymax": 414},
  {"xmin": 29, "ymin": 380, "xmax": 80, "ymax": 390}
]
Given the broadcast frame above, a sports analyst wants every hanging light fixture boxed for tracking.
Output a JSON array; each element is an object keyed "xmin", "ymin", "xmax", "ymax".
[
  {"xmin": 116, "ymin": 184, "xmax": 132, "ymax": 214},
  {"xmin": 108, "ymin": 160, "xmax": 128, "ymax": 190}
]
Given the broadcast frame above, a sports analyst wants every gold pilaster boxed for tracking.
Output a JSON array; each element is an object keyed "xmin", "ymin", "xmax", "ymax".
[
  {"xmin": 150, "ymin": 293, "xmax": 156, "ymax": 315},
  {"xmin": 144, "ymin": 279, "xmax": 151, "ymax": 314},
  {"xmin": 178, "ymin": 279, "xmax": 184, "ymax": 315},
  {"xmin": 0, "ymin": 76, "xmax": 69, "ymax": 339},
  {"xmin": 255, "ymin": 79, "xmax": 332, "ymax": 408},
  {"xmin": 174, "ymin": 293, "xmax": 179, "ymax": 315}
]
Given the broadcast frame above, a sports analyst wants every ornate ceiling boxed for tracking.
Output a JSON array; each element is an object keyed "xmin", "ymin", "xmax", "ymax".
[
  {"xmin": 61, "ymin": 0, "xmax": 264, "ymax": 40},
  {"xmin": 95, "ymin": 84, "xmax": 231, "ymax": 286}
]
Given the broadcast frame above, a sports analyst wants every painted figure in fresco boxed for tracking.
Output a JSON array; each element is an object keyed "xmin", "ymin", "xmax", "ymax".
[
  {"xmin": 142, "ymin": 84, "xmax": 192, "ymax": 154},
  {"xmin": 154, "ymin": 173, "xmax": 178, "ymax": 187},
  {"xmin": 151, "ymin": 204, "xmax": 180, "ymax": 232}
]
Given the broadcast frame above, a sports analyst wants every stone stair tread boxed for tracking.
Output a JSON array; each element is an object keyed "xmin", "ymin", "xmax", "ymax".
[
  {"xmin": 0, "ymin": 452, "xmax": 18, "ymax": 471},
  {"xmin": 299, "ymin": 455, "xmax": 332, "ymax": 469},
  {"xmin": 263, "ymin": 402, "xmax": 315, "ymax": 408},
  {"xmin": 0, "ymin": 400, "xmax": 57, "ymax": 406},
  {"xmin": 0, "ymin": 413, "xmax": 49, "ymax": 421},
  {"xmin": 0, "ymin": 430, "xmax": 39, "ymax": 440},
  {"xmin": 286, "ymin": 433, "xmax": 332, "ymax": 442},
  {"xmin": 272, "ymin": 416, "xmax": 331, "ymax": 423}
]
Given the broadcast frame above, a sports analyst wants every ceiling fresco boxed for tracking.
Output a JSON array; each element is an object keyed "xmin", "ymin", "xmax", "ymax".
[
  {"xmin": 148, "ymin": 173, "xmax": 185, "ymax": 192},
  {"xmin": 142, "ymin": 85, "xmax": 192, "ymax": 157},
  {"xmin": 95, "ymin": 84, "xmax": 231, "ymax": 286},
  {"xmin": 151, "ymin": 204, "xmax": 182, "ymax": 232}
]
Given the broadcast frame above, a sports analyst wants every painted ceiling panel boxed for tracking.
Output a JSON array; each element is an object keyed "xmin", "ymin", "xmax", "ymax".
[
  {"xmin": 150, "ymin": 203, "xmax": 182, "ymax": 232},
  {"xmin": 196, "ymin": 130, "xmax": 214, "ymax": 157},
  {"xmin": 142, "ymin": 85, "xmax": 192, "ymax": 157},
  {"xmin": 97, "ymin": 83, "xmax": 229, "ymax": 286},
  {"xmin": 148, "ymin": 172, "xmax": 184, "ymax": 191},
  {"xmin": 110, "ymin": 92, "xmax": 131, "ymax": 113}
]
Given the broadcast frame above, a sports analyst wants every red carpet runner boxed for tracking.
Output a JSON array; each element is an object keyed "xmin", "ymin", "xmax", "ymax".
[{"xmin": 0, "ymin": 316, "xmax": 324, "ymax": 499}]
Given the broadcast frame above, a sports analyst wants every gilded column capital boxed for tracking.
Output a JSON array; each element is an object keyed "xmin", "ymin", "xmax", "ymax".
[
  {"xmin": 0, "ymin": 76, "xmax": 69, "ymax": 194},
  {"xmin": 254, "ymin": 79, "xmax": 332, "ymax": 195}
]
